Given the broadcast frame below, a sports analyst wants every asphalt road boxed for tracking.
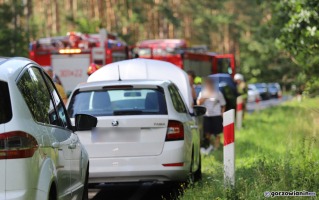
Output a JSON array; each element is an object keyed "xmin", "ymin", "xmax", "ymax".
[
  {"xmin": 88, "ymin": 96, "xmax": 292, "ymax": 200},
  {"xmin": 88, "ymin": 182, "xmax": 183, "ymax": 200},
  {"xmin": 246, "ymin": 96, "xmax": 291, "ymax": 113}
]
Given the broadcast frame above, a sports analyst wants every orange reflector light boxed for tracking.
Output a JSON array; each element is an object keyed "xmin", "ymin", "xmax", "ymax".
[
  {"xmin": 59, "ymin": 49, "xmax": 81, "ymax": 54},
  {"xmin": 162, "ymin": 162, "xmax": 184, "ymax": 167}
]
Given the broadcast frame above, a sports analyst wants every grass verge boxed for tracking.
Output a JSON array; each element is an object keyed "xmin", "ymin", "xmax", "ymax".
[{"xmin": 181, "ymin": 98, "xmax": 319, "ymax": 200}]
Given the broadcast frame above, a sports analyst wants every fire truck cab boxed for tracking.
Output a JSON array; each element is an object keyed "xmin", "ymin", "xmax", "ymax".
[{"xmin": 29, "ymin": 30, "xmax": 129, "ymax": 94}]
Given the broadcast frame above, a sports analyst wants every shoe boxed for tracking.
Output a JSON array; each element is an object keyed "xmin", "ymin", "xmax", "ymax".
[{"xmin": 205, "ymin": 145, "xmax": 214, "ymax": 154}]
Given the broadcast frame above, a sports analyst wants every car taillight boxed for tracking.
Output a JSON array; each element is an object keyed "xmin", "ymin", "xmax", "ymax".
[
  {"xmin": 0, "ymin": 131, "xmax": 38, "ymax": 160},
  {"xmin": 166, "ymin": 120, "xmax": 184, "ymax": 141}
]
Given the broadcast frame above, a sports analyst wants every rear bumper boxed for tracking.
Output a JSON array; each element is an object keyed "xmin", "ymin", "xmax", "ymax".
[{"xmin": 88, "ymin": 141, "xmax": 190, "ymax": 183}]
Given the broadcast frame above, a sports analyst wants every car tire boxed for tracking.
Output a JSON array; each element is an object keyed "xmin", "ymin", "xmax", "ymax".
[
  {"xmin": 194, "ymin": 153, "xmax": 202, "ymax": 181},
  {"xmin": 82, "ymin": 164, "xmax": 89, "ymax": 200},
  {"xmin": 48, "ymin": 184, "xmax": 57, "ymax": 200}
]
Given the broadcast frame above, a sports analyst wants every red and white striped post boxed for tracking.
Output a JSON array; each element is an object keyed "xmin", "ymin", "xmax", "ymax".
[
  {"xmin": 223, "ymin": 109, "xmax": 235, "ymax": 187},
  {"xmin": 236, "ymin": 96, "xmax": 243, "ymax": 129},
  {"xmin": 255, "ymin": 96, "xmax": 260, "ymax": 112}
]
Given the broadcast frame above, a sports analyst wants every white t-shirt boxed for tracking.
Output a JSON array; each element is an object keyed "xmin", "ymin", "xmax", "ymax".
[{"xmin": 198, "ymin": 90, "xmax": 226, "ymax": 117}]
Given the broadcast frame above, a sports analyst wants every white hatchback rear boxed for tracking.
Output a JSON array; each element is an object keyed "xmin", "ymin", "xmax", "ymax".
[{"xmin": 67, "ymin": 59, "xmax": 205, "ymax": 183}]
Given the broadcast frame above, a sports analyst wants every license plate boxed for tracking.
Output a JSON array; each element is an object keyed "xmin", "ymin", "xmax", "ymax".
[{"xmin": 91, "ymin": 128, "xmax": 139, "ymax": 143}]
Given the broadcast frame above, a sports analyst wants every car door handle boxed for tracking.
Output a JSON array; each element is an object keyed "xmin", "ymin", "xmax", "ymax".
[
  {"xmin": 190, "ymin": 125, "xmax": 198, "ymax": 129},
  {"xmin": 68, "ymin": 143, "xmax": 77, "ymax": 149},
  {"xmin": 51, "ymin": 142, "xmax": 60, "ymax": 149}
]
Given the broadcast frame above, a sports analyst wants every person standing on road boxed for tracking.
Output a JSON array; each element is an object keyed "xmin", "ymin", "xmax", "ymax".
[
  {"xmin": 46, "ymin": 68, "xmax": 68, "ymax": 104},
  {"xmin": 187, "ymin": 70, "xmax": 198, "ymax": 106},
  {"xmin": 234, "ymin": 73, "xmax": 247, "ymax": 118},
  {"xmin": 197, "ymin": 78, "xmax": 226, "ymax": 154}
]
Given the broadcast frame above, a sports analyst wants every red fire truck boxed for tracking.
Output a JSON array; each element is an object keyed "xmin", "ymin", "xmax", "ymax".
[
  {"xmin": 135, "ymin": 39, "xmax": 236, "ymax": 77},
  {"xmin": 29, "ymin": 29, "xmax": 129, "ymax": 94}
]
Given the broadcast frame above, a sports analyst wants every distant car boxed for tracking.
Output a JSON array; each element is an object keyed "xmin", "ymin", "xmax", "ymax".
[
  {"xmin": 254, "ymin": 83, "xmax": 270, "ymax": 100},
  {"xmin": 248, "ymin": 84, "xmax": 261, "ymax": 102},
  {"xmin": 209, "ymin": 74, "xmax": 238, "ymax": 111},
  {"xmin": 0, "ymin": 57, "xmax": 92, "ymax": 200},
  {"xmin": 67, "ymin": 59, "xmax": 205, "ymax": 184},
  {"xmin": 268, "ymin": 83, "xmax": 282, "ymax": 98}
]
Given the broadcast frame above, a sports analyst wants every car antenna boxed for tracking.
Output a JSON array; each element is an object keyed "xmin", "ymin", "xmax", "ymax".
[{"xmin": 118, "ymin": 65, "xmax": 122, "ymax": 81}]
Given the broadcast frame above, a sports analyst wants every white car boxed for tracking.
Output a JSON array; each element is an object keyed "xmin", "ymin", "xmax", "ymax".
[
  {"xmin": 67, "ymin": 59, "xmax": 206, "ymax": 184},
  {"xmin": 248, "ymin": 84, "xmax": 261, "ymax": 102},
  {"xmin": 0, "ymin": 57, "xmax": 94, "ymax": 200}
]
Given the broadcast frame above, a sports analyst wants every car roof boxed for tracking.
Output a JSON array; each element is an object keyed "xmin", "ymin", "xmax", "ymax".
[
  {"xmin": 255, "ymin": 83, "xmax": 266, "ymax": 86},
  {"xmin": 75, "ymin": 79, "xmax": 171, "ymax": 90},
  {"xmin": 209, "ymin": 73, "xmax": 232, "ymax": 78},
  {"xmin": 88, "ymin": 58, "xmax": 193, "ymax": 112},
  {"xmin": 0, "ymin": 57, "xmax": 35, "ymax": 82},
  {"xmin": 0, "ymin": 57, "xmax": 8, "ymax": 64}
]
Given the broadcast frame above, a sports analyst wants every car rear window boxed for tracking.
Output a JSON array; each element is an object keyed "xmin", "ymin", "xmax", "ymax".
[
  {"xmin": 68, "ymin": 87, "xmax": 167, "ymax": 117},
  {"xmin": 0, "ymin": 81, "xmax": 12, "ymax": 124}
]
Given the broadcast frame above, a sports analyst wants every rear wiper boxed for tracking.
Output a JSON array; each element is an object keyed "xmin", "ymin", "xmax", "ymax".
[{"xmin": 113, "ymin": 110, "xmax": 143, "ymax": 115}]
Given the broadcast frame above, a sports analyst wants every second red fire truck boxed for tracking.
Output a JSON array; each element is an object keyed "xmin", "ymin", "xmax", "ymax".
[{"xmin": 135, "ymin": 39, "xmax": 236, "ymax": 77}]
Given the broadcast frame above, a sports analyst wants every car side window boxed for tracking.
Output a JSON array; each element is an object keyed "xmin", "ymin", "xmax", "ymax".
[
  {"xmin": 43, "ymin": 74, "xmax": 70, "ymax": 129},
  {"xmin": 168, "ymin": 84, "xmax": 187, "ymax": 113},
  {"xmin": 17, "ymin": 67, "xmax": 58, "ymax": 125}
]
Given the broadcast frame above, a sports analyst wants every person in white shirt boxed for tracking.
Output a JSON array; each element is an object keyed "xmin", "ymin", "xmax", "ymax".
[{"xmin": 197, "ymin": 78, "xmax": 226, "ymax": 154}]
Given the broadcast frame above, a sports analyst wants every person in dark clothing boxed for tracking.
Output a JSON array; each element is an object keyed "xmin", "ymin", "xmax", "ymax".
[{"xmin": 187, "ymin": 70, "xmax": 197, "ymax": 106}]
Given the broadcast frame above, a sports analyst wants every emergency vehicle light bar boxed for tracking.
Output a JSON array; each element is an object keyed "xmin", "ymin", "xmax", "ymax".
[{"xmin": 59, "ymin": 49, "xmax": 81, "ymax": 54}]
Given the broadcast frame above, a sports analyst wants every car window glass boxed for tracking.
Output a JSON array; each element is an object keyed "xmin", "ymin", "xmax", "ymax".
[
  {"xmin": 17, "ymin": 67, "xmax": 58, "ymax": 125},
  {"xmin": 68, "ymin": 88, "xmax": 167, "ymax": 117},
  {"xmin": 43, "ymin": 74, "xmax": 69, "ymax": 128},
  {"xmin": 0, "ymin": 81, "xmax": 12, "ymax": 124},
  {"xmin": 168, "ymin": 84, "xmax": 187, "ymax": 113}
]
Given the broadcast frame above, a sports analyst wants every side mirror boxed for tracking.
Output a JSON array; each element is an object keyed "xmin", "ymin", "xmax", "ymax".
[
  {"xmin": 193, "ymin": 105, "xmax": 206, "ymax": 116},
  {"xmin": 75, "ymin": 114, "xmax": 97, "ymax": 131}
]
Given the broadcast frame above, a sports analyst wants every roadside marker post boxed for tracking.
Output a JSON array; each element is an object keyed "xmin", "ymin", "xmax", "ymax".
[
  {"xmin": 223, "ymin": 109, "xmax": 235, "ymax": 187},
  {"xmin": 236, "ymin": 96, "xmax": 243, "ymax": 129},
  {"xmin": 255, "ymin": 97, "xmax": 260, "ymax": 112}
]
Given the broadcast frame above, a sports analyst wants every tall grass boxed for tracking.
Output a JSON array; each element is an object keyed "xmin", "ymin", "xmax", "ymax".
[{"xmin": 181, "ymin": 98, "xmax": 319, "ymax": 200}]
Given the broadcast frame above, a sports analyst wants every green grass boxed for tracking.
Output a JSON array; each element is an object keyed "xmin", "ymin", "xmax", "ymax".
[{"xmin": 181, "ymin": 98, "xmax": 319, "ymax": 200}]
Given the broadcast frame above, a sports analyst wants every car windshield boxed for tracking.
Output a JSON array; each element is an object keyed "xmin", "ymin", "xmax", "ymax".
[
  {"xmin": 68, "ymin": 87, "xmax": 167, "ymax": 117},
  {"xmin": 0, "ymin": 81, "xmax": 12, "ymax": 124}
]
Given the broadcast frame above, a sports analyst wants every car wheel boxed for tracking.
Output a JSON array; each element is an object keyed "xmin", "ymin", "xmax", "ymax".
[
  {"xmin": 194, "ymin": 153, "xmax": 202, "ymax": 181},
  {"xmin": 48, "ymin": 184, "xmax": 57, "ymax": 200},
  {"xmin": 82, "ymin": 164, "xmax": 89, "ymax": 200}
]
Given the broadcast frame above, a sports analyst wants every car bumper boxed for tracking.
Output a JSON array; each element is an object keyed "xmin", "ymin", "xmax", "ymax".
[
  {"xmin": 0, "ymin": 189, "xmax": 46, "ymax": 200},
  {"xmin": 88, "ymin": 141, "xmax": 190, "ymax": 183}
]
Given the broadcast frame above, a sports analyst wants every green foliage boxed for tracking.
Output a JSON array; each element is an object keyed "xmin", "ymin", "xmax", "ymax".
[
  {"xmin": 273, "ymin": 0, "xmax": 319, "ymax": 95},
  {"xmin": 0, "ymin": 0, "xmax": 317, "ymax": 94},
  {"xmin": 181, "ymin": 98, "xmax": 319, "ymax": 199},
  {"xmin": 274, "ymin": 0, "xmax": 319, "ymax": 55},
  {"xmin": 66, "ymin": 16, "xmax": 102, "ymax": 34},
  {"xmin": 0, "ymin": 1, "xmax": 28, "ymax": 57}
]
